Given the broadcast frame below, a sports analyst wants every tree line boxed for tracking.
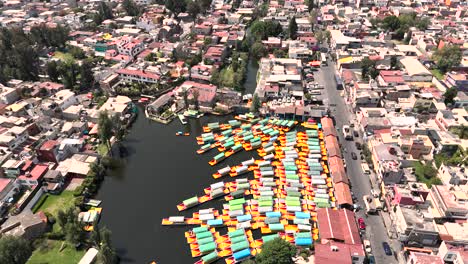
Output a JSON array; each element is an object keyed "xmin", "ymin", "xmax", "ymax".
[
  {"xmin": 0, "ymin": 25, "xmax": 68, "ymax": 84},
  {"xmin": 372, "ymin": 13, "xmax": 430, "ymax": 41}
]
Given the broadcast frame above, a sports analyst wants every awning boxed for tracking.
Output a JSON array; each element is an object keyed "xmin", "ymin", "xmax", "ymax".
[
  {"xmin": 338, "ymin": 57, "xmax": 353, "ymax": 64},
  {"xmin": 309, "ymin": 61, "xmax": 321, "ymax": 66},
  {"xmin": 334, "ymin": 182, "xmax": 353, "ymax": 206}
]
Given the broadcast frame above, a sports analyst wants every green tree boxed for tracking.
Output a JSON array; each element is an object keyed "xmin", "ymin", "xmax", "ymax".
[
  {"xmin": 203, "ymin": 37, "xmax": 212, "ymax": 46},
  {"xmin": 382, "ymin": 16, "xmax": 400, "ymax": 31},
  {"xmin": 315, "ymin": 30, "xmax": 325, "ymax": 44},
  {"xmin": 416, "ymin": 17, "xmax": 430, "ymax": 30},
  {"xmin": 250, "ymin": 93, "xmax": 261, "ymax": 113},
  {"xmin": 165, "ymin": 0, "xmax": 186, "ymax": 15},
  {"xmin": 361, "ymin": 57, "xmax": 379, "ymax": 80},
  {"xmin": 210, "ymin": 68, "xmax": 220, "ymax": 86},
  {"xmin": 390, "ymin": 55, "xmax": 399, "ymax": 69},
  {"xmin": 47, "ymin": 61, "xmax": 60, "ymax": 82},
  {"xmin": 308, "ymin": 0, "xmax": 317, "ymax": 10},
  {"xmin": 433, "ymin": 45, "xmax": 462, "ymax": 73},
  {"xmin": 0, "ymin": 236, "xmax": 32, "ymax": 264},
  {"xmin": 69, "ymin": 46, "xmax": 86, "ymax": 59},
  {"xmin": 251, "ymin": 42, "xmax": 266, "ymax": 61},
  {"xmin": 255, "ymin": 238, "xmax": 297, "ymax": 264},
  {"xmin": 250, "ymin": 20, "xmax": 283, "ymax": 41},
  {"xmin": 186, "ymin": 0, "xmax": 201, "ymax": 19},
  {"xmin": 80, "ymin": 59, "xmax": 95, "ymax": 90},
  {"xmin": 273, "ymin": 49, "xmax": 286, "ymax": 58},
  {"xmin": 122, "ymin": 0, "xmax": 142, "ymax": 17},
  {"xmin": 92, "ymin": 226, "xmax": 118, "ymax": 264},
  {"xmin": 289, "ymin": 16, "xmax": 298, "ymax": 40},
  {"xmin": 443, "ymin": 87, "xmax": 458, "ymax": 106},
  {"xmin": 59, "ymin": 59, "xmax": 79, "ymax": 90},
  {"xmin": 199, "ymin": 0, "xmax": 212, "ymax": 11},
  {"xmin": 191, "ymin": 89, "xmax": 200, "ymax": 110},
  {"xmin": 98, "ymin": 111, "xmax": 114, "ymax": 154},
  {"xmin": 94, "ymin": 2, "xmax": 113, "ymax": 25},
  {"xmin": 182, "ymin": 88, "xmax": 190, "ymax": 108},
  {"xmin": 309, "ymin": 9, "xmax": 319, "ymax": 30}
]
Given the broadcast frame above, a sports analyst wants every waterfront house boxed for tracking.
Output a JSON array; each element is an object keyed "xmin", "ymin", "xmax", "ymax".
[
  {"xmin": 56, "ymin": 154, "xmax": 95, "ymax": 178},
  {"xmin": 190, "ymin": 64, "xmax": 214, "ymax": 83},
  {"xmin": 0, "ymin": 209, "xmax": 47, "ymax": 240},
  {"xmin": 204, "ymin": 45, "xmax": 228, "ymax": 64},
  {"xmin": 43, "ymin": 170, "xmax": 64, "ymax": 193},
  {"xmin": 146, "ymin": 93, "xmax": 174, "ymax": 117},
  {"xmin": 17, "ymin": 164, "xmax": 48, "ymax": 187},
  {"xmin": 177, "ymin": 81, "xmax": 218, "ymax": 108},
  {"xmin": 99, "ymin": 96, "xmax": 132, "ymax": 117}
]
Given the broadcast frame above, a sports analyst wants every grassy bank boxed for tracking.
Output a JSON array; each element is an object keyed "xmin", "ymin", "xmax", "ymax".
[
  {"xmin": 28, "ymin": 240, "xmax": 85, "ymax": 264},
  {"xmin": 32, "ymin": 191, "xmax": 75, "ymax": 217}
]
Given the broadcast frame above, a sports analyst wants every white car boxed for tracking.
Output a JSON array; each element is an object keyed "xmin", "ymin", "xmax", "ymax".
[{"xmin": 363, "ymin": 240, "xmax": 372, "ymax": 253}]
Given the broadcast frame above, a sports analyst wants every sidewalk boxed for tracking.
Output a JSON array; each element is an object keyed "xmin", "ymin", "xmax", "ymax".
[{"xmin": 380, "ymin": 211, "xmax": 407, "ymax": 264}]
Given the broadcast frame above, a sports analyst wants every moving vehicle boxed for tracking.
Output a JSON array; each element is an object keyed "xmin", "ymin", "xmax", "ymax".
[
  {"xmin": 358, "ymin": 218, "xmax": 366, "ymax": 230},
  {"xmin": 361, "ymin": 162, "xmax": 370, "ymax": 174},
  {"xmin": 382, "ymin": 242, "xmax": 392, "ymax": 256},
  {"xmin": 321, "ymin": 53, "xmax": 327, "ymax": 66},
  {"xmin": 353, "ymin": 131, "xmax": 359, "ymax": 137},
  {"xmin": 363, "ymin": 240, "xmax": 372, "ymax": 253},
  {"xmin": 355, "ymin": 142, "xmax": 362, "ymax": 150},
  {"xmin": 364, "ymin": 195, "xmax": 377, "ymax": 214},
  {"xmin": 351, "ymin": 152, "xmax": 357, "ymax": 160},
  {"xmin": 343, "ymin": 125, "xmax": 353, "ymax": 140},
  {"xmin": 368, "ymin": 255, "xmax": 375, "ymax": 264}
]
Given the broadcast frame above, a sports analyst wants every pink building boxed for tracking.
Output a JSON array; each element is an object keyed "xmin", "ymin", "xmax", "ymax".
[{"xmin": 392, "ymin": 184, "xmax": 429, "ymax": 206}]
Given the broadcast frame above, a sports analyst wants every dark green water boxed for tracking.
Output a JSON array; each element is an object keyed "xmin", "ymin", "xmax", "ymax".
[{"xmin": 97, "ymin": 61, "xmax": 259, "ymax": 263}]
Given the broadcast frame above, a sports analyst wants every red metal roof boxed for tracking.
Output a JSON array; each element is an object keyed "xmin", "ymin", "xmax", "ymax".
[
  {"xmin": 335, "ymin": 182, "xmax": 353, "ymax": 206},
  {"xmin": 321, "ymin": 117, "xmax": 337, "ymax": 137},
  {"xmin": 18, "ymin": 164, "xmax": 48, "ymax": 181},
  {"xmin": 328, "ymin": 156, "xmax": 348, "ymax": 184},
  {"xmin": 40, "ymin": 140, "xmax": 58, "ymax": 151},
  {"xmin": 325, "ymin": 135, "xmax": 341, "ymax": 158},
  {"xmin": 317, "ymin": 208, "xmax": 361, "ymax": 245},
  {"xmin": 0, "ymin": 178, "xmax": 11, "ymax": 192},
  {"xmin": 315, "ymin": 242, "xmax": 363, "ymax": 264},
  {"xmin": 117, "ymin": 68, "xmax": 160, "ymax": 80}
]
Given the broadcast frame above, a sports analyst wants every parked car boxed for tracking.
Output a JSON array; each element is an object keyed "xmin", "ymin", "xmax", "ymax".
[
  {"xmin": 355, "ymin": 142, "xmax": 362, "ymax": 150},
  {"xmin": 351, "ymin": 152, "xmax": 357, "ymax": 160},
  {"xmin": 382, "ymin": 242, "xmax": 392, "ymax": 256},
  {"xmin": 363, "ymin": 240, "xmax": 372, "ymax": 253},
  {"xmin": 358, "ymin": 218, "xmax": 366, "ymax": 230},
  {"xmin": 368, "ymin": 255, "xmax": 375, "ymax": 264}
]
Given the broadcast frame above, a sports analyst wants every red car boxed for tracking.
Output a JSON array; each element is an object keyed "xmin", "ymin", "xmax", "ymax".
[{"xmin": 358, "ymin": 218, "xmax": 366, "ymax": 230}]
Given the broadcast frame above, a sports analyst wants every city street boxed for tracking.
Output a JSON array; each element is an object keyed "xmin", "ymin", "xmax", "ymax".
[{"xmin": 315, "ymin": 60, "xmax": 399, "ymax": 264}]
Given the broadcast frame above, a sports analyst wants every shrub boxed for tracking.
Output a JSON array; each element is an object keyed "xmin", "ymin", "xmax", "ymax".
[{"xmin": 73, "ymin": 185, "xmax": 84, "ymax": 197}]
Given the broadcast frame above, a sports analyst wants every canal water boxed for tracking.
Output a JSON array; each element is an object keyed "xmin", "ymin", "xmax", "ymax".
[{"xmin": 97, "ymin": 60, "xmax": 259, "ymax": 263}]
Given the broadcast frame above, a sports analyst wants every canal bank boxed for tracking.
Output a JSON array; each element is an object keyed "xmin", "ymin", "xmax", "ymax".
[{"xmin": 97, "ymin": 109, "xmax": 258, "ymax": 263}]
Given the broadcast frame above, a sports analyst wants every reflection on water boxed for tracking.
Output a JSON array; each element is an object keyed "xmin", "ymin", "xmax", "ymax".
[{"xmin": 98, "ymin": 110, "xmax": 255, "ymax": 263}]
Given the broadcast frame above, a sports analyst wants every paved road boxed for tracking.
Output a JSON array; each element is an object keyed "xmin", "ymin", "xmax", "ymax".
[{"xmin": 315, "ymin": 60, "xmax": 399, "ymax": 264}]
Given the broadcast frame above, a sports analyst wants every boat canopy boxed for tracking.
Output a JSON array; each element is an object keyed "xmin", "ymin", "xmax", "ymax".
[{"xmin": 233, "ymin": 248, "xmax": 251, "ymax": 261}]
